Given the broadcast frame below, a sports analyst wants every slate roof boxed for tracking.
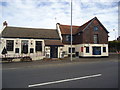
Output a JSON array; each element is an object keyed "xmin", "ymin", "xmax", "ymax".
[
  {"xmin": 59, "ymin": 18, "xmax": 93, "ymax": 35},
  {"xmin": 59, "ymin": 25, "xmax": 80, "ymax": 34},
  {"xmin": 58, "ymin": 17, "xmax": 109, "ymax": 35},
  {"xmin": 1, "ymin": 26, "xmax": 60, "ymax": 39},
  {"xmin": 45, "ymin": 40, "xmax": 64, "ymax": 46}
]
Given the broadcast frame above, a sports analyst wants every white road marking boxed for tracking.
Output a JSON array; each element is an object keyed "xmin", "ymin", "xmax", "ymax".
[
  {"xmin": 28, "ymin": 73, "xmax": 102, "ymax": 88},
  {"xmin": 2, "ymin": 68, "xmax": 19, "ymax": 70},
  {"xmin": 5, "ymin": 68, "xmax": 17, "ymax": 70}
]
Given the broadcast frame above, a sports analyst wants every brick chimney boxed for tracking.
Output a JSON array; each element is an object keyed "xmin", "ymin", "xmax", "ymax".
[{"xmin": 3, "ymin": 21, "xmax": 8, "ymax": 27}]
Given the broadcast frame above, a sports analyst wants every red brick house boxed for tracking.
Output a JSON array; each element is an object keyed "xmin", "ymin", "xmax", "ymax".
[{"xmin": 57, "ymin": 17, "xmax": 109, "ymax": 57}]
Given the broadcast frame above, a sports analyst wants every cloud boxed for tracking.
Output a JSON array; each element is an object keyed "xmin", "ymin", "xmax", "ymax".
[{"xmin": 0, "ymin": 0, "xmax": 119, "ymax": 40}]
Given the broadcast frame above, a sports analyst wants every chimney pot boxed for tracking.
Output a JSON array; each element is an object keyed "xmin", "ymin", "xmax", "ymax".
[
  {"xmin": 3, "ymin": 21, "xmax": 8, "ymax": 26},
  {"xmin": 56, "ymin": 23, "xmax": 60, "ymax": 25}
]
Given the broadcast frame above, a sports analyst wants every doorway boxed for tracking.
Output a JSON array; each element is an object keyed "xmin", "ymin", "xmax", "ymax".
[{"xmin": 50, "ymin": 46, "xmax": 58, "ymax": 58}]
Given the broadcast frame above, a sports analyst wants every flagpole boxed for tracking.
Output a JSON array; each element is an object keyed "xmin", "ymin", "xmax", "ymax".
[{"xmin": 70, "ymin": 0, "xmax": 72, "ymax": 61}]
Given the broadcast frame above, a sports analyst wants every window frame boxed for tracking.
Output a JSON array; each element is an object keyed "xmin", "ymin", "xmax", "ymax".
[
  {"xmin": 6, "ymin": 40, "xmax": 14, "ymax": 51},
  {"xmin": 93, "ymin": 34, "xmax": 99, "ymax": 44},
  {"xmin": 30, "ymin": 48, "xmax": 34, "ymax": 53},
  {"xmin": 94, "ymin": 26, "xmax": 98, "ymax": 31},
  {"xmin": 103, "ymin": 47, "xmax": 106, "ymax": 52},
  {"xmin": 35, "ymin": 41, "xmax": 42, "ymax": 52},
  {"xmin": 86, "ymin": 47, "xmax": 89, "ymax": 53},
  {"xmin": 21, "ymin": 40, "xmax": 29, "ymax": 54},
  {"xmin": 15, "ymin": 48, "xmax": 19, "ymax": 53},
  {"xmin": 66, "ymin": 35, "xmax": 73, "ymax": 42},
  {"xmin": 68, "ymin": 47, "xmax": 75, "ymax": 53},
  {"xmin": 66, "ymin": 35, "xmax": 70, "ymax": 41}
]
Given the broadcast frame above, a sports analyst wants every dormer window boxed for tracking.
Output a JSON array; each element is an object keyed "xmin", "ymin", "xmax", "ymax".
[
  {"xmin": 78, "ymin": 33, "xmax": 81, "ymax": 35},
  {"xmin": 66, "ymin": 35, "xmax": 73, "ymax": 42},
  {"xmin": 66, "ymin": 35, "xmax": 70, "ymax": 42},
  {"xmin": 94, "ymin": 26, "xmax": 98, "ymax": 31}
]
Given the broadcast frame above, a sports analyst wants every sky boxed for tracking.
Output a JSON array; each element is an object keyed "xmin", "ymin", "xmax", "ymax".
[{"xmin": 0, "ymin": 0, "xmax": 119, "ymax": 41}]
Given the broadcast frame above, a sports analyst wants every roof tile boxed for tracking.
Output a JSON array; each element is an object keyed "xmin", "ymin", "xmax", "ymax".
[
  {"xmin": 2, "ymin": 26, "xmax": 60, "ymax": 39},
  {"xmin": 59, "ymin": 18, "xmax": 94, "ymax": 35},
  {"xmin": 45, "ymin": 40, "xmax": 64, "ymax": 45}
]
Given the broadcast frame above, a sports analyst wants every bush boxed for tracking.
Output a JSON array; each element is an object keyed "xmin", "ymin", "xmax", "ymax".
[{"xmin": 108, "ymin": 41, "xmax": 120, "ymax": 52}]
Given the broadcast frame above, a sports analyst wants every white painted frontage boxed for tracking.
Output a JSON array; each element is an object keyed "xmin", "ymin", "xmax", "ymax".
[
  {"xmin": 44, "ymin": 46, "xmax": 50, "ymax": 58},
  {"xmin": 0, "ymin": 38, "xmax": 45, "ymax": 60},
  {"xmin": 44, "ymin": 44, "xmax": 109, "ymax": 58},
  {"xmin": 76, "ymin": 44, "xmax": 108, "ymax": 57},
  {"xmin": 0, "ymin": 38, "xmax": 65, "ymax": 60},
  {"xmin": 0, "ymin": 38, "xmax": 109, "ymax": 61},
  {"xmin": 62, "ymin": 45, "xmax": 76, "ymax": 57},
  {"xmin": 45, "ymin": 46, "xmax": 64, "ymax": 58}
]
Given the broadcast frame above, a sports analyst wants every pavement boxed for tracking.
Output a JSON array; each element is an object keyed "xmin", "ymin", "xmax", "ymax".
[
  {"xmin": 2, "ymin": 53, "xmax": 119, "ymax": 69},
  {"xmin": 1, "ymin": 54, "xmax": 119, "ymax": 88}
]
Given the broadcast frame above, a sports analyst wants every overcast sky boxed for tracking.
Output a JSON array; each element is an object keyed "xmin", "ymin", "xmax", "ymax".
[{"xmin": 0, "ymin": 0, "xmax": 119, "ymax": 41}]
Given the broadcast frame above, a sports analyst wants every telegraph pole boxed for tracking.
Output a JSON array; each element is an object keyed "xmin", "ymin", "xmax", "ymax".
[{"xmin": 70, "ymin": 0, "xmax": 73, "ymax": 61}]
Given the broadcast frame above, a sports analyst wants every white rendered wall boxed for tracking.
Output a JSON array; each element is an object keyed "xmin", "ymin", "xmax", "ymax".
[
  {"xmin": 45, "ymin": 46, "xmax": 64, "ymax": 58},
  {"xmin": 44, "ymin": 46, "xmax": 50, "ymax": 58},
  {"xmin": 0, "ymin": 38, "xmax": 45, "ymax": 60},
  {"xmin": 76, "ymin": 44, "xmax": 108, "ymax": 57},
  {"xmin": 62, "ymin": 45, "xmax": 76, "ymax": 57}
]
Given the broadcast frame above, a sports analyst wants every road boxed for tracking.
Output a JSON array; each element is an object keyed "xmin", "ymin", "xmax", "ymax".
[{"xmin": 2, "ymin": 54, "xmax": 119, "ymax": 88}]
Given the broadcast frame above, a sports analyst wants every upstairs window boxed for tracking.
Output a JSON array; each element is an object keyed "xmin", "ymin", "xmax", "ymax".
[
  {"xmin": 93, "ymin": 34, "xmax": 99, "ymax": 44},
  {"xmin": 66, "ymin": 35, "xmax": 70, "ymax": 41},
  {"xmin": 78, "ymin": 33, "xmax": 81, "ymax": 35},
  {"xmin": 35, "ymin": 41, "xmax": 42, "ymax": 52},
  {"xmin": 66, "ymin": 35, "xmax": 73, "ymax": 42},
  {"xmin": 94, "ymin": 26, "xmax": 98, "ymax": 31},
  {"xmin": 6, "ymin": 40, "xmax": 14, "ymax": 51}
]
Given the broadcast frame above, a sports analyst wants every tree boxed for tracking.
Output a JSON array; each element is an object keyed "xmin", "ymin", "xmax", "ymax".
[{"xmin": 108, "ymin": 41, "xmax": 120, "ymax": 52}]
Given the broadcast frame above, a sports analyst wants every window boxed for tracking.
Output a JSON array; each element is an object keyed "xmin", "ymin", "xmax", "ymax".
[
  {"xmin": 93, "ymin": 47, "xmax": 101, "ymax": 55},
  {"xmin": 6, "ymin": 40, "xmax": 14, "ymax": 51},
  {"xmin": 15, "ymin": 48, "xmax": 19, "ymax": 53},
  {"xmin": 103, "ymin": 47, "xmax": 106, "ymax": 52},
  {"xmin": 30, "ymin": 48, "xmax": 34, "ymax": 53},
  {"xmin": 86, "ymin": 47, "xmax": 89, "ymax": 53},
  {"xmin": 94, "ymin": 26, "xmax": 98, "ymax": 31},
  {"xmin": 69, "ymin": 48, "xmax": 75, "ymax": 53},
  {"xmin": 93, "ymin": 34, "xmax": 99, "ymax": 44},
  {"xmin": 75, "ymin": 52, "xmax": 79, "ymax": 56},
  {"xmin": 66, "ymin": 35, "xmax": 70, "ymax": 42},
  {"xmin": 78, "ymin": 33, "xmax": 81, "ymax": 35},
  {"xmin": 35, "ymin": 41, "xmax": 42, "ymax": 52},
  {"xmin": 21, "ymin": 40, "xmax": 28, "ymax": 54},
  {"xmin": 66, "ymin": 35, "xmax": 73, "ymax": 42}
]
